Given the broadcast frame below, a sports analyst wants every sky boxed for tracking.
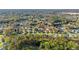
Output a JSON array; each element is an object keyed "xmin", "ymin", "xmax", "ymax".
[{"xmin": 0, "ymin": 0, "xmax": 78, "ymax": 9}]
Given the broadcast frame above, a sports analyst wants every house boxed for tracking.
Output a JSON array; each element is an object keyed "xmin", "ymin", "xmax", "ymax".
[
  {"xmin": 70, "ymin": 27, "xmax": 79, "ymax": 33},
  {"xmin": 27, "ymin": 28, "xmax": 32, "ymax": 33},
  {"xmin": 45, "ymin": 28, "xmax": 50, "ymax": 33},
  {"xmin": 35, "ymin": 28, "xmax": 44, "ymax": 33},
  {"xmin": 53, "ymin": 19, "xmax": 62, "ymax": 28},
  {"xmin": 57, "ymin": 27, "xmax": 64, "ymax": 33}
]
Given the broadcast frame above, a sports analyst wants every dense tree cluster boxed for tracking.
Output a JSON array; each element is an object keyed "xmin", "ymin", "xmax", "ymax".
[{"xmin": 2, "ymin": 34, "xmax": 78, "ymax": 50}]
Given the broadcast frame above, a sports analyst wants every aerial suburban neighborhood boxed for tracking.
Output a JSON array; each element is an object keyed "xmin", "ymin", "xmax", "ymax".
[{"xmin": 0, "ymin": 9, "xmax": 79, "ymax": 50}]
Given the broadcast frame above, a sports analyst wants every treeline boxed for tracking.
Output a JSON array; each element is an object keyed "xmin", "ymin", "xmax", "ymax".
[{"xmin": 3, "ymin": 33, "xmax": 79, "ymax": 50}]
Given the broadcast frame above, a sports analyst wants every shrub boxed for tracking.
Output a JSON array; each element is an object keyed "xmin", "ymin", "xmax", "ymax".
[{"xmin": 3, "ymin": 33, "xmax": 79, "ymax": 50}]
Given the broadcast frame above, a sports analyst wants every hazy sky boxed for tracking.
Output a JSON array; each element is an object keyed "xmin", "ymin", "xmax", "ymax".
[{"xmin": 0, "ymin": 0, "xmax": 78, "ymax": 9}]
